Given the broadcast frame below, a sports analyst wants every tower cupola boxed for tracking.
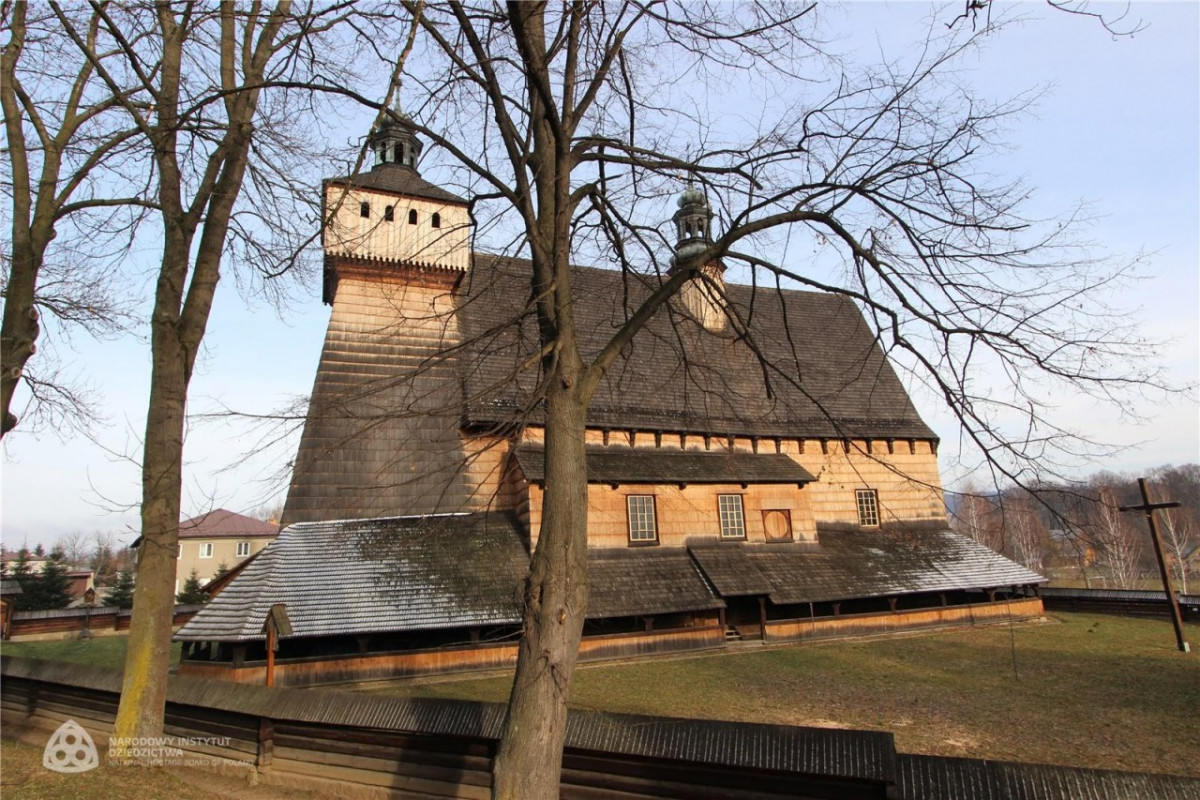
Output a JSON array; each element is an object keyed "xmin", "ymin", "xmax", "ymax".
[
  {"xmin": 368, "ymin": 113, "xmax": 424, "ymax": 171},
  {"xmin": 671, "ymin": 182, "xmax": 713, "ymax": 266},
  {"xmin": 668, "ymin": 183, "xmax": 727, "ymax": 332}
]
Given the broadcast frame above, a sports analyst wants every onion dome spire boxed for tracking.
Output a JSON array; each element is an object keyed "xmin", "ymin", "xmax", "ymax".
[
  {"xmin": 368, "ymin": 98, "xmax": 423, "ymax": 172},
  {"xmin": 672, "ymin": 180, "xmax": 713, "ymax": 264}
]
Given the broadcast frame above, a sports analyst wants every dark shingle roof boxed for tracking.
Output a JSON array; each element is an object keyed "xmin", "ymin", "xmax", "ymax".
[
  {"xmin": 325, "ymin": 164, "xmax": 467, "ymax": 205},
  {"xmin": 459, "ymin": 254, "xmax": 936, "ymax": 441},
  {"xmin": 588, "ymin": 548, "xmax": 723, "ymax": 618},
  {"xmin": 178, "ymin": 509, "xmax": 279, "ymax": 540},
  {"xmin": 689, "ymin": 529, "xmax": 1046, "ymax": 605},
  {"xmin": 513, "ymin": 445, "xmax": 815, "ymax": 486},
  {"xmin": 175, "ymin": 513, "xmax": 530, "ymax": 642}
]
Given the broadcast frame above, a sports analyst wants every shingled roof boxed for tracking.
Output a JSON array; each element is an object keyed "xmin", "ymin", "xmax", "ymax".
[
  {"xmin": 176, "ymin": 514, "xmax": 726, "ymax": 643},
  {"xmin": 688, "ymin": 529, "xmax": 1045, "ymax": 606},
  {"xmin": 588, "ymin": 548, "xmax": 723, "ymax": 618},
  {"xmin": 459, "ymin": 254, "xmax": 936, "ymax": 441},
  {"xmin": 175, "ymin": 513, "xmax": 530, "ymax": 643},
  {"xmin": 513, "ymin": 445, "xmax": 816, "ymax": 486},
  {"xmin": 325, "ymin": 163, "xmax": 466, "ymax": 205}
]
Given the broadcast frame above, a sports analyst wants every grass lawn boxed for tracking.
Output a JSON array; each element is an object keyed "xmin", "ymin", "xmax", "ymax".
[
  {"xmin": 0, "ymin": 636, "xmax": 181, "ymax": 670},
  {"xmin": 365, "ymin": 613, "xmax": 1200, "ymax": 778},
  {"xmin": 0, "ymin": 739, "xmax": 323, "ymax": 800}
]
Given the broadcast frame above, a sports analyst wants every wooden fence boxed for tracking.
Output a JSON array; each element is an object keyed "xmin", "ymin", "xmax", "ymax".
[
  {"xmin": 4, "ymin": 656, "xmax": 1200, "ymax": 799},
  {"xmin": 765, "ymin": 598, "xmax": 1044, "ymax": 643},
  {"xmin": 1026, "ymin": 588, "xmax": 1200, "ymax": 620},
  {"xmin": 7, "ymin": 604, "xmax": 202, "ymax": 640},
  {"xmin": 179, "ymin": 624, "xmax": 725, "ymax": 688}
]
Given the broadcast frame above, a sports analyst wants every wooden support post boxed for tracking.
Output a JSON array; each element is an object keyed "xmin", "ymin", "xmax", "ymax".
[
  {"xmin": 1120, "ymin": 478, "xmax": 1192, "ymax": 654},
  {"xmin": 832, "ymin": 602, "xmax": 841, "ymax": 617},
  {"xmin": 939, "ymin": 593, "xmax": 948, "ymax": 607},
  {"xmin": 758, "ymin": 597, "xmax": 767, "ymax": 641},
  {"xmin": 643, "ymin": 616, "xmax": 654, "ymax": 632},
  {"xmin": 232, "ymin": 645, "xmax": 246, "ymax": 669},
  {"xmin": 888, "ymin": 597, "xmax": 898, "ymax": 614},
  {"xmin": 265, "ymin": 629, "xmax": 276, "ymax": 687},
  {"xmin": 256, "ymin": 719, "xmax": 274, "ymax": 771}
]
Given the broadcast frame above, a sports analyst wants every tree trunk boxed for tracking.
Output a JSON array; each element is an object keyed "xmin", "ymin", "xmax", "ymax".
[
  {"xmin": 492, "ymin": 381, "xmax": 590, "ymax": 799},
  {"xmin": 0, "ymin": 0, "xmax": 37, "ymax": 437},
  {"xmin": 0, "ymin": 248, "xmax": 39, "ymax": 437},
  {"xmin": 110, "ymin": 304, "xmax": 189, "ymax": 751}
]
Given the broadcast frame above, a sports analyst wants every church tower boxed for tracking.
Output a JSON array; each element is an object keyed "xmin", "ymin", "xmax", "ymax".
[
  {"xmin": 670, "ymin": 183, "xmax": 727, "ymax": 332},
  {"xmin": 283, "ymin": 115, "xmax": 479, "ymax": 525},
  {"xmin": 321, "ymin": 113, "xmax": 471, "ymax": 303}
]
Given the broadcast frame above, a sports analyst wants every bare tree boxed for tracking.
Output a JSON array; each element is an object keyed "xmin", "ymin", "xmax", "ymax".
[
  {"xmin": 52, "ymin": 0, "xmax": 365, "ymax": 753},
  {"xmin": 1089, "ymin": 486, "xmax": 1143, "ymax": 589},
  {"xmin": 359, "ymin": 4, "xmax": 1172, "ymax": 796},
  {"xmin": 1005, "ymin": 497, "xmax": 1049, "ymax": 574},
  {"xmin": 951, "ymin": 483, "xmax": 1003, "ymax": 552},
  {"xmin": 89, "ymin": 530, "xmax": 120, "ymax": 587},
  {"xmin": 1159, "ymin": 507, "xmax": 1195, "ymax": 594},
  {"xmin": 2, "ymin": 0, "xmax": 146, "ymax": 439},
  {"xmin": 57, "ymin": 530, "xmax": 90, "ymax": 567}
]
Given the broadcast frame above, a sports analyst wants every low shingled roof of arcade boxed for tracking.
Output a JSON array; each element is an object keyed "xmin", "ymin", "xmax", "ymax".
[{"xmin": 177, "ymin": 514, "xmax": 1042, "ymax": 644}]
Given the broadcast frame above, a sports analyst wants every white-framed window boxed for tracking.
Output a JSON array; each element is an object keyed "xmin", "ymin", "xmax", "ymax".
[
  {"xmin": 236, "ymin": 542, "xmax": 250, "ymax": 557},
  {"xmin": 626, "ymin": 495, "xmax": 658, "ymax": 544},
  {"xmin": 718, "ymin": 494, "xmax": 746, "ymax": 539},
  {"xmin": 856, "ymin": 489, "xmax": 880, "ymax": 527},
  {"xmin": 199, "ymin": 542, "xmax": 214, "ymax": 559}
]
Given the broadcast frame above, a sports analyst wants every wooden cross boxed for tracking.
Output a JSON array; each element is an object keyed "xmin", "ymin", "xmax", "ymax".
[{"xmin": 1119, "ymin": 478, "xmax": 1191, "ymax": 654}]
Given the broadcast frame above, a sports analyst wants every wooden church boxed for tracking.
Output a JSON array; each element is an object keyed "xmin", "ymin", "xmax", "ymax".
[{"xmin": 176, "ymin": 117, "xmax": 1045, "ymax": 686}]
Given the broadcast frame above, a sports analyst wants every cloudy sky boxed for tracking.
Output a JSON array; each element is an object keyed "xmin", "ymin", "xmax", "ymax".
[{"xmin": 2, "ymin": 2, "xmax": 1197, "ymax": 548}]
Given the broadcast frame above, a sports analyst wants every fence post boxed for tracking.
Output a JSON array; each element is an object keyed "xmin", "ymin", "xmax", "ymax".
[{"xmin": 256, "ymin": 718, "xmax": 274, "ymax": 772}]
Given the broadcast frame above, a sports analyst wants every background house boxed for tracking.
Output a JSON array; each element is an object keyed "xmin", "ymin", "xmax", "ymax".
[{"xmin": 175, "ymin": 509, "xmax": 278, "ymax": 596}]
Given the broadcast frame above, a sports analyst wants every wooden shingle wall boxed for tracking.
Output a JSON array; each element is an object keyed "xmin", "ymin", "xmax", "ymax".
[
  {"xmin": 282, "ymin": 275, "xmax": 488, "ymax": 523},
  {"xmin": 324, "ymin": 186, "xmax": 470, "ymax": 271},
  {"xmin": 516, "ymin": 428, "xmax": 944, "ymax": 549}
]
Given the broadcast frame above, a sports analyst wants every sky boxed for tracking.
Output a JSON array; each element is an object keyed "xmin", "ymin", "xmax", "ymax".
[{"xmin": 2, "ymin": 2, "xmax": 1197, "ymax": 549}]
